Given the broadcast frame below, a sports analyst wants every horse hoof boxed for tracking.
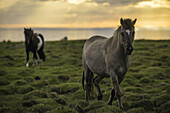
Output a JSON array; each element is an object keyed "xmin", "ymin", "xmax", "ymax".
[
  {"xmin": 26, "ymin": 63, "xmax": 29, "ymax": 67},
  {"xmin": 120, "ymin": 105, "xmax": 124, "ymax": 110},
  {"xmin": 107, "ymin": 102, "xmax": 112, "ymax": 105},
  {"xmin": 97, "ymin": 95, "xmax": 103, "ymax": 100}
]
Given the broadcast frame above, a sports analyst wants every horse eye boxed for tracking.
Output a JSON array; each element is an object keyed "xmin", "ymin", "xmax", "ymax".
[{"xmin": 121, "ymin": 32, "xmax": 124, "ymax": 36}]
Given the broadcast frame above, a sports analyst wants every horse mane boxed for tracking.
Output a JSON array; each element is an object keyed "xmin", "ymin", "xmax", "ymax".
[
  {"xmin": 121, "ymin": 18, "xmax": 134, "ymax": 29},
  {"xmin": 113, "ymin": 18, "xmax": 134, "ymax": 39},
  {"xmin": 113, "ymin": 26, "xmax": 121, "ymax": 39}
]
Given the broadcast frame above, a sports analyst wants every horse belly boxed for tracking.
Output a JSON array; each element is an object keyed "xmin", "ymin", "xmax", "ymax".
[{"xmin": 85, "ymin": 52, "xmax": 107, "ymax": 75}]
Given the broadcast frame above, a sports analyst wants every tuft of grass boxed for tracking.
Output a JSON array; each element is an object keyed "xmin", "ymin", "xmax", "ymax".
[
  {"xmin": 139, "ymin": 77, "xmax": 151, "ymax": 83},
  {"xmin": 0, "ymin": 70, "xmax": 7, "ymax": 76},
  {"xmin": 27, "ymin": 103, "xmax": 53, "ymax": 113},
  {"xmin": 0, "ymin": 78, "xmax": 10, "ymax": 86},
  {"xmin": 153, "ymin": 94, "xmax": 170, "ymax": 107},
  {"xmin": 131, "ymin": 99, "xmax": 154, "ymax": 111},
  {"xmin": 17, "ymin": 85, "xmax": 34, "ymax": 94},
  {"xmin": 13, "ymin": 79, "xmax": 27, "ymax": 86},
  {"xmin": 22, "ymin": 90, "xmax": 48, "ymax": 100},
  {"xmin": 124, "ymin": 87, "xmax": 144, "ymax": 93},
  {"xmin": 127, "ymin": 108, "xmax": 144, "ymax": 113}
]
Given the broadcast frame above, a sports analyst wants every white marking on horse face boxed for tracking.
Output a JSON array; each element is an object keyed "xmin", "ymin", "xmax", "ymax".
[
  {"xmin": 26, "ymin": 63, "xmax": 29, "ymax": 67},
  {"xmin": 37, "ymin": 35, "xmax": 43, "ymax": 51},
  {"xmin": 125, "ymin": 29, "xmax": 130, "ymax": 35}
]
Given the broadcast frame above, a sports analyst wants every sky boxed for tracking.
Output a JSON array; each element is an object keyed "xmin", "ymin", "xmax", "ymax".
[{"xmin": 0, "ymin": 0, "xmax": 170, "ymax": 28}]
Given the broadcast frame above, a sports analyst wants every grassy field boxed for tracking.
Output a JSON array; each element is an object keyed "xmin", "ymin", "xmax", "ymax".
[{"xmin": 0, "ymin": 40, "xmax": 170, "ymax": 113}]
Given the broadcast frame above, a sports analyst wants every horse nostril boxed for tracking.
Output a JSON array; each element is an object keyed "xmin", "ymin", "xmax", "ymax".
[
  {"xmin": 127, "ymin": 46, "xmax": 133, "ymax": 52},
  {"xmin": 129, "ymin": 46, "xmax": 133, "ymax": 51}
]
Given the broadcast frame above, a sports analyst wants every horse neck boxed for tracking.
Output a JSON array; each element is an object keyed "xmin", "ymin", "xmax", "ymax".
[
  {"xmin": 106, "ymin": 28, "xmax": 123, "ymax": 52},
  {"xmin": 106, "ymin": 29, "xmax": 129, "ymax": 59},
  {"xmin": 31, "ymin": 34, "xmax": 38, "ymax": 47}
]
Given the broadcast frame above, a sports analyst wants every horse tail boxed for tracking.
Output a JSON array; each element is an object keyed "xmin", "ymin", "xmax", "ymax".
[
  {"xmin": 82, "ymin": 68, "xmax": 95, "ymax": 96},
  {"xmin": 82, "ymin": 71, "xmax": 85, "ymax": 90},
  {"xmin": 38, "ymin": 34, "xmax": 44, "ymax": 42},
  {"xmin": 89, "ymin": 72, "xmax": 95, "ymax": 96},
  {"xmin": 37, "ymin": 33, "xmax": 45, "ymax": 61}
]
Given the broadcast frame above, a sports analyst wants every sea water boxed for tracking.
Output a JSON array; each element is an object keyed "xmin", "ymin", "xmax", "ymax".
[{"xmin": 0, "ymin": 27, "xmax": 169, "ymax": 42}]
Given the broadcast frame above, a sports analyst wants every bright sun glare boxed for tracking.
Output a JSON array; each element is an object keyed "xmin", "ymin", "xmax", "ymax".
[
  {"xmin": 136, "ymin": 0, "xmax": 170, "ymax": 8},
  {"xmin": 67, "ymin": 0, "xmax": 86, "ymax": 4}
]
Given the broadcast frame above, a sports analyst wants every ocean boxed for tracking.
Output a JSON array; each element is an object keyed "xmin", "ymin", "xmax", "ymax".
[{"xmin": 0, "ymin": 27, "xmax": 170, "ymax": 42}]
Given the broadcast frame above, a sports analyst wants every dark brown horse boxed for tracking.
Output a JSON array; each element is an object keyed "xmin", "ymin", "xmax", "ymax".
[
  {"xmin": 24, "ymin": 28, "xmax": 45, "ymax": 67},
  {"xmin": 82, "ymin": 18, "xmax": 137, "ymax": 109}
]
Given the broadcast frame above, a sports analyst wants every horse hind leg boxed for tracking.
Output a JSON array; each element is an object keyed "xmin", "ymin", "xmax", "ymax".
[
  {"xmin": 33, "ymin": 52, "xmax": 38, "ymax": 65},
  {"xmin": 38, "ymin": 49, "xmax": 45, "ymax": 62},
  {"xmin": 93, "ymin": 75, "xmax": 104, "ymax": 100}
]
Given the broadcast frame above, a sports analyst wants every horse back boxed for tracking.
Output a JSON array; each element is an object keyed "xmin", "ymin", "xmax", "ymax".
[{"xmin": 85, "ymin": 35, "xmax": 107, "ymax": 45}]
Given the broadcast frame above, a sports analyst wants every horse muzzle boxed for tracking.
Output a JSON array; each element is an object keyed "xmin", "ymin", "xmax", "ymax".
[{"xmin": 126, "ymin": 45, "xmax": 133, "ymax": 55}]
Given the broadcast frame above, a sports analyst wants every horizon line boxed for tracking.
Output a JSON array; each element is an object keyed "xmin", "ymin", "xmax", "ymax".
[{"xmin": 0, "ymin": 24, "xmax": 170, "ymax": 29}]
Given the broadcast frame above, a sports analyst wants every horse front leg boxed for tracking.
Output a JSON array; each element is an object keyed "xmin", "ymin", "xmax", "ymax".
[
  {"xmin": 94, "ymin": 75, "xmax": 104, "ymax": 100},
  {"xmin": 26, "ymin": 50, "xmax": 29, "ymax": 67},
  {"xmin": 108, "ymin": 88, "xmax": 115, "ymax": 105},
  {"xmin": 33, "ymin": 52, "xmax": 38, "ymax": 65},
  {"xmin": 108, "ymin": 71, "xmax": 123, "ymax": 109}
]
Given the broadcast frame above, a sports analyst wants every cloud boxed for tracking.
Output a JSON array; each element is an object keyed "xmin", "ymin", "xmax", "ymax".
[
  {"xmin": 86, "ymin": 0, "xmax": 150, "ymax": 7},
  {"xmin": 0, "ymin": 0, "xmax": 169, "ymax": 28},
  {"xmin": 0, "ymin": 0, "xmax": 18, "ymax": 10},
  {"xmin": 135, "ymin": 0, "xmax": 170, "ymax": 8}
]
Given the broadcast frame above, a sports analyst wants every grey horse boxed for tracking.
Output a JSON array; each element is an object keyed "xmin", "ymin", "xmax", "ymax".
[{"xmin": 82, "ymin": 18, "xmax": 137, "ymax": 109}]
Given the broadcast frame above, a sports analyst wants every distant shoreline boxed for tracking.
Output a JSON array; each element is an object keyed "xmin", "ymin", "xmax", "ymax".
[
  {"xmin": 0, "ymin": 28, "xmax": 170, "ymax": 41},
  {"xmin": 0, "ymin": 39, "xmax": 170, "ymax": 43}
]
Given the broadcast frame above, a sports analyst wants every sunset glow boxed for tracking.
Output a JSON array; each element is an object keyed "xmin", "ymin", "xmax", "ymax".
[
  {"xmin": 0, "ymin": 0, "xmax": 169, "ymax": 28},
  {"xmin": 67, "ymin": 0, "xmax": 86, "ymax": 4}
]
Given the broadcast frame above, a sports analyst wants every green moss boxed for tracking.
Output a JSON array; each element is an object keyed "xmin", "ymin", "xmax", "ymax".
[
  {"xmin": 44, "ymin": 75, "xmax": 59, "ymax": 85},
  {"xmin": 124, "ymin": 78, "xmax": 136, "ymax": 86},
  {"xmin": 24, "ymin": 77, "xmax": 34, "ymax": 82},
  {"xmin": 132, "ymin": 73, "xmax": 144, "ymax": 79},
  {"xmin": 140, "ymin": 77, "xmax": 151, "ymax": 83},
  {"xmin": 124, "ymin": 87, "xmax": 144, "ymax": 93},
  {"xmin": 159, "ymin": 102, "xmax": 170, "ymax": 112},
  {"xmin": 131, "ymin": 99, "xmax": 154, "ymax": 111},
  {"xmin": 153, "ymin": 94, "xmax": 170, "ymax": 107},
  {"xmin": 13, "ymin": 79, "xmax": 27, "ymax": 86},
  {"xmin": 23, "ymin": 90, "xmax": 48, "ymax": 100},
  {"xmin": 28, "ymin": 104, "xmax": 53, "ymax": 113},
  {"xmin": 0, "ymin": 70, "xmax": 7, "ymax": 76},
  {"xmin": 0, "ymin": 40, "xmax": 170, "ymax": 113},
  {"xmin": 127, "ymin": 108, "xmax": 144, "ymax": 113},
  {"xmin": 31, "ymin": 80, "xmax": 48, "ymax": 88},
  {"xmin": 0, "ymin": 78, "xmax": 9, "ymax": 86},
  {"xmin": 17, "ymin": 85, "xmax": 34, "ymax": 94}
]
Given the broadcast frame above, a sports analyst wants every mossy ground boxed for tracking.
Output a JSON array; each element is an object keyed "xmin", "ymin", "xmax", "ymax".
[{"xmin": 0, "ymin": 40, "xmax": 170, "ymax": 113}]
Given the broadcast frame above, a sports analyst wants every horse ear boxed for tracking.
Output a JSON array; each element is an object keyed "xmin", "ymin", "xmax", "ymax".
[
  {"xmin": 132, "ymin": 18, "xmax": 137, "ymax": 25},
  {"xmin": 120, "ymin": 18, "xmax": 124, "ymax": 26},
  {"xmin": 24, "ymin": 28, "xmax": 26, "ymax": 30}
]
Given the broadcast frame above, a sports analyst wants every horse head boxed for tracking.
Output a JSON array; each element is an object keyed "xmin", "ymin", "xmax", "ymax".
[
  {"xmin": 120, "ymin": 18, "xmax": 137, "ymax": 55},
  {"xmin": 24, "ymin": 28, "xmax": 34, "ymax": 45}
]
